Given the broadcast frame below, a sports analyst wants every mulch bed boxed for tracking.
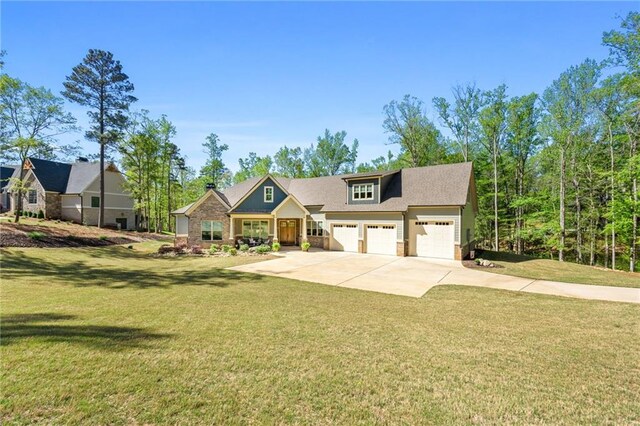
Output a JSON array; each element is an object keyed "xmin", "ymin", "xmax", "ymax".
[
  {"xmin": 461, "ymin": 259, "xmax": 505, "ymax": 270},
  {"xmin": 0, "ymin": 220, "xmax": 167, "ymax": 248}
]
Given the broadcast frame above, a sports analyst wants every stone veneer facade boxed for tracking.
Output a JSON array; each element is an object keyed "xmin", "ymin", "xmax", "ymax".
[
  {"xmin": 185, "ymin": 193, "xmax": 233, "ymax": 248},
  {"xmin": 306, "ymin": 236, "xmax": 328, "ymax": 250}
]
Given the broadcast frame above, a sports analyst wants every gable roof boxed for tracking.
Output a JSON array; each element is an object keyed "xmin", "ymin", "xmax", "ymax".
[
  {"xmin": 318, "ymin": 162, "xmax": 473, "ymax": 212},
  {"xmin": 228, "ymin": 174, "xmax": 289, "ymax": 212},
  {"xmin": 6, "ymin": 158, "xmax": 123, "ymax": 195},
  {"xmin": 173, "ymin": 162, "xmax": 475, "ymax": 215},
  {"xmin": 27, "ymin": 158, "xmax": 73, "ymax": 192},
  {"xmin": 172, "ymin": 189, "xmax": 231, "ymax": 216},
  {"xmin": 65, "ymin": 161, "xmax": 103, "ymax": 193},
  {"xmin": 0, "ymin": 166, "xmax": 16, "ymax": 191}
]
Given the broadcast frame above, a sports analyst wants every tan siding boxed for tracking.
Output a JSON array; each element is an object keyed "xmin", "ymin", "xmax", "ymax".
[
  {"xmin": 407, "ymin": 207, "xmax": 460, "ymax": 243},
  {"xmin": 61, "ymin": 195, "xmax": 81, "ymax": 223},
  {"xmin": 325, "ymin": 212, "xmax": 404, "ymax": 241},
  {"xmin": 82, "ymin": 171, "xmax": 134, "ymax": 210}
]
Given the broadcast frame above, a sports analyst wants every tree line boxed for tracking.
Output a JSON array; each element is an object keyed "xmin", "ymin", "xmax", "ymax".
[{"xmin": 1, "ymin": 12, "xmax": 638, "ymax": 271}]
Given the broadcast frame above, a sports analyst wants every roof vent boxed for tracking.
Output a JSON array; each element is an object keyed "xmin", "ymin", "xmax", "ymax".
[{"xmin": 77, "ymin": 157, "xmax": 89, "ymax": 163}]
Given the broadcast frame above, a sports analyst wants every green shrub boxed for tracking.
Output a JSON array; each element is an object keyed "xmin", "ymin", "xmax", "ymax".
[
  {"xmin": 221, "ymin": 244, "xmax": 233, "ymax": 253},
  {"xmin": 15, "ymin": 210, "xmax": 21, "ymax": 217},
  {"xmin": 228, "ymin": 248, "xmax": 237, "ymax": 256},
  {"xmin": 255, "ymin": 244, "xmax": 272, "ymax": 254},
  {"xmin": 37, "ymin": 210, "xmax": 44, "ymax": 219},
  {"xmin": 239, "ymin": 244, "xmax": 250, "ymax": 252},
  {"xmin": 301, "ymin": 241, "xmax": 311, "ymax": 252},
  {"xmin": 99, "ymin": 235, "xmax": 108, "ymax": 241},
  {"xmin": 209, "ymin": 244, "xmax": 220, "ymax": 254},
  {"xmin": 27, "ymin": 231, "xmax": 46, "ymax": 240},
  {"xmin": 272, "ymin": 242, "xmax": 281, "ymax": 252}
]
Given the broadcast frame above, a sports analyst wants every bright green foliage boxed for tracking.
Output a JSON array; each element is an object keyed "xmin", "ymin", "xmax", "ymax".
[
  {"xmin": 304, "ymin": 129, "xmax": 359, "ymax": 177},
  {"xmin": 433, "ymin": 83, "xmax": 484, "ymax": 162},
  {"xmin": 273, "ymin": 146, "xmax": 305, "ymax": 178},
  {"xmin": 0, "ymin": 69, "xmax": 77, "ymax": 223},
  {"xmin": 200, "ymin": 133, "xmax": 229, "ymax": 188},
  {"xmin": 383, "ymin": 95, "xmax": 445, "ymax": 167},
  {"xmin": 234, "ymin": 152, "xmax": 273, "ymax": 183}
]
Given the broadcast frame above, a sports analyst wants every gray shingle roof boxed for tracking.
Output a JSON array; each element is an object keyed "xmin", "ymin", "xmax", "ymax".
[
  {"xmin": 65, "ymin": 161, "xmax": 102, "ymax": 193},
  {"xmin": 6, "ymin": 158, "xmax": 116, "ymax": 194},
  {"xmin": 215, "ymin": 162, "xmax": 474, "ymax": 213},
  {"xmin": 222, "ymin": 176, "xmax": 262, "ymax": 207},
  {"xmin": 172, "ymin": 202, "xmax": 194, "ymax": 215},
  {"xmin": 340, "ymin": 169, "xmax": 399, "ymax": 180},
  {"xmin": 319, "ymin": 162, "xmax": 473, "ymax": 212}
]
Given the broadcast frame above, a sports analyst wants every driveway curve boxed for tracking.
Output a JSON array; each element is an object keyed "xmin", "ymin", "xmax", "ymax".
[{"xmin": 228, "ymin": 250, "xmax": 640, "ymax": 303}]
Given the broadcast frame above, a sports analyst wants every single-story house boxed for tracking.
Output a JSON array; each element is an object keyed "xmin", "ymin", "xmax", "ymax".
[
  {"xmin": 173, "ymin": 162, "xmax": 477, "ymax": 260},
  {"xmin": 6, "ymin": 157, "xmax": 135, "ymax": 229}
]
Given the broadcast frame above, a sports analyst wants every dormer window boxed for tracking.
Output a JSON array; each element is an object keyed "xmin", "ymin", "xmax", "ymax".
[
  {"xmin": 264, "ymin": 186, "xmax": 274, "ymax": 203},
  {"xmin": 353, "ymin": 183, "xmax": 373, "ymax": 200}
]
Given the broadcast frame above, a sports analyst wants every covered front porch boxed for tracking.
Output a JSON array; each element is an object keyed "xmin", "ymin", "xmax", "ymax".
[{"xmin": 229, "ymin": 194, "xmax": 310, "ymax": 247}]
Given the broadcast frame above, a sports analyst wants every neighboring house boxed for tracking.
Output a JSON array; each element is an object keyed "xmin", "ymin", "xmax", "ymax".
[
  {"xmin": 6, "ymin": 157, "xmax": 135, "ymax": 229},
  {"xmin": 1, "ymin": 166, "xmax": 16, "ymax": 212},
  {"xmin": 173, "ymin": 162, "xmax": 478, "ymax": 260}
]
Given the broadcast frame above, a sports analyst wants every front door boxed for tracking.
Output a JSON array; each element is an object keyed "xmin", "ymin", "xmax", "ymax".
[{"xmin": 279, "ymin": 220, "xmax": 297, "ymax": 245}]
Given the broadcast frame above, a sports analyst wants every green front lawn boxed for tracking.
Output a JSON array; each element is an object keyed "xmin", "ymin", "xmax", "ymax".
[
  {"xmin": 2, "ymin": 244, "xmax": 639, "ymax": 424},
  {"xmin": 476, "ymin": 250, "xmax": 640, "ymax": 288}
]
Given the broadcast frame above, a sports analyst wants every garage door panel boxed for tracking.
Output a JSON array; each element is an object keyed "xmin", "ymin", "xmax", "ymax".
[
  {"xmin": 412, "ymin": 221, "xmax": 454, "ymax": 259},
  {"xmin": 331, "ymin": 224, "xmax": 358, "ymax": 252},
  {"xmin": 365, "ymin": 225, "xmax": 396, "ymax": 256}
]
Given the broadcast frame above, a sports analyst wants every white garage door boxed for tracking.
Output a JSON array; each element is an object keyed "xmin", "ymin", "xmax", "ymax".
[
  {"xmin": 412, "ymin": 221, "xmax": 455, "ymax": 259},
  {"xmin": 331, "ymin": 224, "xmax": 359, "ymax": 252},
  {"xmin": 365, "ymin": 225, "xmax": 396, "ymax": 255}
]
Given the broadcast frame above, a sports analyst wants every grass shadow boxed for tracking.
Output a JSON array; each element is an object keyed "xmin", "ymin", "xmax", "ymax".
[
  {"xmin": 477, "ymin": 249, "xmax": 537, "ymax": 264},
  {"xmin": 1, "ymin": 313, "xmax": 171, "ymax": 349},
  {"xmin": 0, "ymin": 249, "xmax": 267, "ymax": 289}
]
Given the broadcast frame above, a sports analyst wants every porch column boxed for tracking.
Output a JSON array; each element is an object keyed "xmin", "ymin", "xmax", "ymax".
[
  {"xmin": 302, "ymin": 216, "xmax": 307, "ymax": 242},
  {"xmin": 229, "ymin": 216, "xmax": 234, "ymax": 241},
  {"xmin": 273, "ymin": 215, "xmax": 278, "ymax": 241}
]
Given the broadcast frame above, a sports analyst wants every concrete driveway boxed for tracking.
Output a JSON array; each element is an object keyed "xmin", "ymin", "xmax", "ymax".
[{"xmin": 228, "ymin": 250, "xmax": 640, "ymax": 303}]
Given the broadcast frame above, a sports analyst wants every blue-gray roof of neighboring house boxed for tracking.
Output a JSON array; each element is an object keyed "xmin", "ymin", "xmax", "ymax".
[
  {"xmin": 28, "ymin": 158, "xmax": 73, "ymax": 193},
  {"xmin": 7, "ymin": 158, "xmax": 109, "ymax": 194},
  {"xmin": 0, "ymin": 166, "xmax": 16, "ymax": 190}
]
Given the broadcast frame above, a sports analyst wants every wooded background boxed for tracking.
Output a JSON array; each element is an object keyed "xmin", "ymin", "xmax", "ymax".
[{"xmin": 1, "ymin": 12, "xmax": 638, "ymax": 271}]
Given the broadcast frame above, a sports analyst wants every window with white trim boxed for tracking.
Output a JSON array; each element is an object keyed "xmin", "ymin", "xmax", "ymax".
[
  {"xmin": 353, "ymin": 183, "xmax": 373, "ymax": 200},
  {"xmin": 242, "ymin": 220, "xmax": 269, "ymax": 238},
  {"xmin": 307, "ymin": 220, "xmax": 324, "ymax": 237},
  {"xmin": 27, "ymin": 190, "xmax": 37, "ymax": 204},
  {"xmin": 201, "ymin": 220, "xmax": 223, "ymax": 241},
  {"xmin": 264, "ymin": 186, "xmax": 274, "ymax": 203}
]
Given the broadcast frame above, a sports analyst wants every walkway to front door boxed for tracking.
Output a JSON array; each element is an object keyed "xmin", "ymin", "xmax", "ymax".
[{"xmin": 277, "ymin": 219, "xmax": 298, "ymax": 245}]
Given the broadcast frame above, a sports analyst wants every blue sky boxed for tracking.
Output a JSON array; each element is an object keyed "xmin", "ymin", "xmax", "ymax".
[{"xmin": 1, "ymin": 1, "xmax": 635, "ymax": 172}]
